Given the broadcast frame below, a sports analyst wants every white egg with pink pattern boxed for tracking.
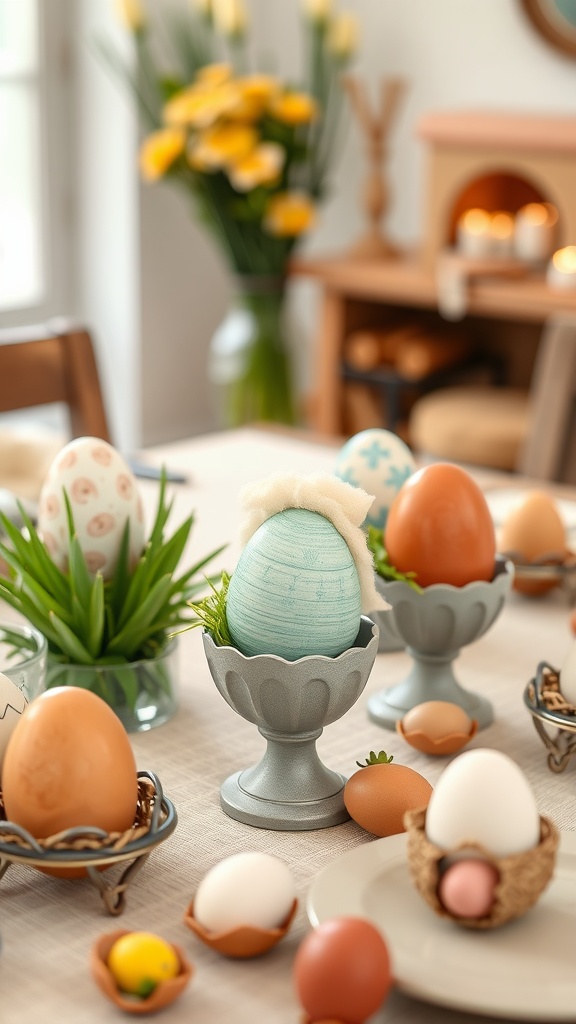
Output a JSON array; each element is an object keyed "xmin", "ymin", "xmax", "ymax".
[{"xmin": 38, "ymin": 437, "xmax": 145, "ymax": 579}]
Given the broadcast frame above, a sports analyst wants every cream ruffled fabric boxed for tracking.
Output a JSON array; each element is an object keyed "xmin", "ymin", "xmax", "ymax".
[
  {"xmin": 0, "ymin": 429, "xmax": 64, "ymax": 500},
  {"xmin": 237, "ymin": 472, "xmax": 390, "ymax": 613}
]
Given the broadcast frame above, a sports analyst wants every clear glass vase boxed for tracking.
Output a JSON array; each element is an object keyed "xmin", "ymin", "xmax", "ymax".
[
  {"xmin": 208, "ymin": 275, "xmax": 296, "ymax": 427},
  {"xmin": 45, "ymin": 636, "xmax": 179, "ymax": 733}
]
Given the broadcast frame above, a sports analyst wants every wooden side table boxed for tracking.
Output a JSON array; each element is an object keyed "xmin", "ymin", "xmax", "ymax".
[{"xmin": 290, "ymin": 250, "xmax": 576, "ymax": 440}]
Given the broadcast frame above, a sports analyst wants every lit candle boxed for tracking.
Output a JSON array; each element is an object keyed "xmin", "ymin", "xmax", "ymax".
[
  {"xmin": 489, "ymin": 211, "xmax": 515, "ymax": 258},
  {"xmin": 546, "ymin": 246, "xmax": 576, "ymax": 290},
  {"xmin": 514, "ymin": 202, "xmax": 558, "ymax": 263},
  {"xmin": 456, "ymin": 208, "xmax": 492, "ymax": 258}
]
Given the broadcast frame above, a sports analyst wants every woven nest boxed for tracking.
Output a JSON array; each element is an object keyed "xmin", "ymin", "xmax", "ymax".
[
  {"xmin": 404, "ymin": 806, "xmax": 559, "ymax": 929},
  {"xmin": 0, "ymin": 777, "xmax": 156, "ymax": 855},
  {"xmin": 530, "ymin": 665, "xmax": 576, "ymax": 717}
]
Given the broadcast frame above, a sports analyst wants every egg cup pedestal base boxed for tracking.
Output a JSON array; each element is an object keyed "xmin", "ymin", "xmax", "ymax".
[
  {"xmin": 368, "ymin": 651, "xmax": 493, "ymax": 731},
  {"xmin": 368, "ymin": 560, "xmax": 512, "ymax": 733},
  {"xmin": 220, "ymin": 729, "xmax": 349, "ymax": 830},
  {"xmin": 202, "ymin": 617, "xmax": 379, "ymax": 832}
]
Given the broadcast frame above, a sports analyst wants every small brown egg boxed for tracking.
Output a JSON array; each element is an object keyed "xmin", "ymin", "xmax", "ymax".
[
  {"xmin": 499, "ymin": 491, "xmax": 567, "ymax": 596},
  {"xmin": 397, "ymin": 701, "xmax": 478, "ymax": 756}
]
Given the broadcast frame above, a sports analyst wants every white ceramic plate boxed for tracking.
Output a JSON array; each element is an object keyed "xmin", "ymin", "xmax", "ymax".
[{"xmin": 307, "ymin": 832, "xmax": 576, "ymax": 1021}]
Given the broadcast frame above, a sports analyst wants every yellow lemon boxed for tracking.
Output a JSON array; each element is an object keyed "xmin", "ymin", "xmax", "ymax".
[{"xmin": 107, "ymin": 932, "xmax": 180, "ymax": 998}]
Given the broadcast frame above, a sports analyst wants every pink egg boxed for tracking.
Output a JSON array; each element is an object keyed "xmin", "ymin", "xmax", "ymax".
[{"xmin": 438, "ymin": 858, "xmax": 499, "ymax": 919}]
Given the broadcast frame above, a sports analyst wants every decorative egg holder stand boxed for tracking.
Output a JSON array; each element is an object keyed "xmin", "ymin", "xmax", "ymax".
[
  {"xmin": 0, "ymin": 770, "xmax": 177, "ymax": 914},
  {"xmin": 368, "ymin": 558, "xmax": 513, "ymax": 731},
  {"xmin": 524, "ymin": 662, "xmax": 576, "ymax": 774},
  {"xmin": 202, "ymin": 617, "xmax": 379, "ymax": 831}
]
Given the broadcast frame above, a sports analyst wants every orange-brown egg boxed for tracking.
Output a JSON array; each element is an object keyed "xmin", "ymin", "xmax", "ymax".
[
  {"xmin": 3, "ymin": 687, "xmax": 138, "ymax": 840},
  {"xmin": 499, "ymin": 491, "xmax": 566, "ymax": 596},
  {"xmin": 397, "ymin": 700, "xmax": 477, "ymax": 755},
  {"xmin": 384, "ymin": 463, "xmax": 496, "ymax": 588},
  {"xmin": 343, "ymin": 759, "xmax": 432, "ymax": 837}
]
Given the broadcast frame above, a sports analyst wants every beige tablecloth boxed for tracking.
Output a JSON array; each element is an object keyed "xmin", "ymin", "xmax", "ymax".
[{"xmin": 2, "ymin": 428, "xmax": 576, "ymax": 1024}]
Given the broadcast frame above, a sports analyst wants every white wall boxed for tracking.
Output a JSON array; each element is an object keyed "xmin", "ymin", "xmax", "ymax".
[{"xmin": 74, "ymin": 0, "xmax": 576, "ymax": 448}]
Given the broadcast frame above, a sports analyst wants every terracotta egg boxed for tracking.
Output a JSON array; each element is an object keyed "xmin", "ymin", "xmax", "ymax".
[
  {"xmin": 334, "ymin": 428, "xmax": 416, "ymax": 529},
  {"xmin": 397, "ymin": 700, "xmax": 478, "ymax": 755},
  {"xmin": 294, "ymin": 917, "xmax": 392, "ymax": 1024},
  {"xmin": 384, "ymin": 463, "xmax": 496, "ymax": 588},
  {"xmin": 343, "ymin": 755, "xmax": 433, "ymax": 837},
  {"xmin": 2, "ymin": 686, "xmax": 138, "ymax": 841},
  {"xmin": 499, "ymin": 490, "xmax": 567, "ymax": 596},
  {"xmin": 38, "ymin": 436, "xmax": 145, "ymax": 579},
  {"xmin": 226, "ymin": 508, "xmax": 362, "ymax": 660}
]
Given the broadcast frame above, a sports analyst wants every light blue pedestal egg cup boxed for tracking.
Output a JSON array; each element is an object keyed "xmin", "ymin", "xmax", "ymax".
[{"xmin": 202, "ymin": 616, "xmax": 379, "ymax": 831}]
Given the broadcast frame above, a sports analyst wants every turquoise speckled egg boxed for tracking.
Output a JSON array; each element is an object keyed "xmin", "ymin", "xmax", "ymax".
[
  {"xmin": 335, "ymin": 428, "xmax": 416, "ymax": 530},
  {"xmin": 226, "ymin": 508, "xmax": 362, "ymax": 661}
]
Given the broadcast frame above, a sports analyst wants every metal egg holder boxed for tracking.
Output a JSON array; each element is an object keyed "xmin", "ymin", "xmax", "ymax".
[
  {"xmin": 524, "ymin": 663, "xmax": 576, "ymax": 774},
  {"xmin": 0, "ymin": 770, "xmax": 177, "ymax": 915}
]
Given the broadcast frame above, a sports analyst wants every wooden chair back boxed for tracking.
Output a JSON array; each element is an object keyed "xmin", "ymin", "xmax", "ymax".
[{"xmin": 0, "ymin": 321, "xmax": 110, "ymax": 442}]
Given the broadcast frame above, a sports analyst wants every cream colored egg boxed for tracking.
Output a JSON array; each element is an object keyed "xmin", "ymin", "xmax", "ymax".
[
  {"xmin": 38, "ymin": 437, "xmax": 145, "ymax": 579},
  {"xmin": 425, "ymin": 748, "xmax": 541, "ymax": 857},
  {"xmin": 499, "ymin": 491, "xmax": 566, "ymax": 561},
  {"xmin": 0, "ymin": 671, "xmax": 28, "ymax": 775}
]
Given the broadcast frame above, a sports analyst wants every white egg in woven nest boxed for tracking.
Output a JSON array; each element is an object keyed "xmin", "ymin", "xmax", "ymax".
[
  {"xmin": 425, "ymin": 748, "xmax": 541, "ymax": 858},
  {"xmin": 38, "ymin": 437, "xmax": 145, "ymax": 579}
]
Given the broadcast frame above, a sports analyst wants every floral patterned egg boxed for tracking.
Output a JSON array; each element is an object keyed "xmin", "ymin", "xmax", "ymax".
[
  {"xmin": 38, "ymin": 437, "xmax": 145, "ymax": 579},
  {"xmin": 226, "ymin": 508, "xmax": 362, "ymax": 661},
  {"xmin": 335, "ymin": 428, "xmax": 416, "ymax": 530}
]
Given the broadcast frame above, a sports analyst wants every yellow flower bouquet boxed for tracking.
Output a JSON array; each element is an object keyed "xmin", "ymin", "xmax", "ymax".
[{"xmin": 104, "ymin": 0, "xmax": 358, "ymax": 426}]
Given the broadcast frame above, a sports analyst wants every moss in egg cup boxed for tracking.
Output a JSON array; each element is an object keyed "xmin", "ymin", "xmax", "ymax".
[
  {"xmin": 0, "ymin": 441, "xmax": 225, "ymax": 731},
  {"xmin": 404, "ymin": 807, "xmax": 559, "ymax": 929},
  {"xmin": 91, "ymin": 929, "xmax": 193, "ymax": 1014},
  {"xmin": 183, "ymin": 897, "xmax": 298, "ymax": 958}
]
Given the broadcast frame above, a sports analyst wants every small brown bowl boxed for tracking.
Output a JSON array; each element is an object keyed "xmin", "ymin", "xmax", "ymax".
[
  {"xmin": 404, "ymin": 806, "xmax": 559, "ymax": 929},
  {"xmin": 183, "ymin": 897, "xmax": 298, "ymax": 958},
  {"xmin": 91, "ymin": 929, "xmax": 194, "ymax": 1014},
  {"xmin": 396, "ymin": 718, "xmax": 478, "ymax": 756}
]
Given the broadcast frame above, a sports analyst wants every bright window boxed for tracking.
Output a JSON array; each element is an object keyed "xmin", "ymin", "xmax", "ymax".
[{"xmin": 0, "ymin": 0, "xmax": 43, "ymax": 311}]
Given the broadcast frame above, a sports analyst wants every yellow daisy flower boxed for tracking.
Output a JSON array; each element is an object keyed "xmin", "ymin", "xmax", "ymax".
[
  {"xmin": 196, "ymin": 63, "xmax": 233, "ymax": 87},
  {"xmin": 263, "ymin": 191, "xmax": 317, "ymax": 237},
  {"xmin": 139, "ymin": 129, "xmax": 186, "ymax": 182},
  {"xmin": 228, "ymin": 143, "xmax": 285, "ymax": 192},
  {"xmin": 269, "ymin": 91, "xmax": 318, "ymax": 126},
  {"xmin": 327, "ymin": 12, "xmax": 359, "ymax": 57},
  {"xmin": 164, "ymin": 82, "xmax": 241, "ymax": 129},
  {"xmin": 189, "ymin": 123, "xmax": 259, "ymax": 170},
  {"xmin": 231, "ymin": 75, "xmax": 282, "ymax": 122}
]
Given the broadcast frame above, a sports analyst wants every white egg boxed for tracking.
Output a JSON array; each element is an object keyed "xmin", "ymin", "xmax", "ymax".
[
  {"xmin": 425, "ymin": 748, "xmax": 541, "ymax": 858},
  {"xmin": 334, "ymin": 428, "xmax": 416, "ymax": 530},
  {"xmin": 38, "ymin": 437, "xmax": 145, "ymax": 580},
  {"xmin": 559, "ymin": 640, "xmax": 576, "ymax": 706},
  {"xmin": 0, "ymin": 671, "xmax": 28, "ymax": 774},
  {"xmin": 194, "ymin": 852, "xmax": 296, "ymax": 932}
]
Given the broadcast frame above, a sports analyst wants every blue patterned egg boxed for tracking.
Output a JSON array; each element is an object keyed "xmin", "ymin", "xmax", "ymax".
[
  {"xmin": 226, "ymin": 508, "xmax": 362, "ymax": 660},
  {"xmin": 335, "ymin": 428, "xmax": 416, "ymax": 530}
]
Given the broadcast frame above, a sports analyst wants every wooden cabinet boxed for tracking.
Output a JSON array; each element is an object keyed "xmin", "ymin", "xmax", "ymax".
[{"xmin": 291, "ymin": 250, "xmax": 576, "ymax": 440}]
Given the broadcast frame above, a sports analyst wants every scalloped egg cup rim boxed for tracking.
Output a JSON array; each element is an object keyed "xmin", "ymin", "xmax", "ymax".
[
  {"xmin": 376, "ymin": 557, "xmax": 513, "ymax": 596},
  {"xmin": 183, "ymin": 897, "xmax": 298, "ymax": 958},
  {"xmin": 90, "ymin": 929, "xmax": 194, "ymax": 1014},
  {"xmin": 396, "ymin": 719, "xmax": 479, "ymax": 755},
  {"xmin": 202, "ymin": 619, "xmax": 378, "ymax": 665}
]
